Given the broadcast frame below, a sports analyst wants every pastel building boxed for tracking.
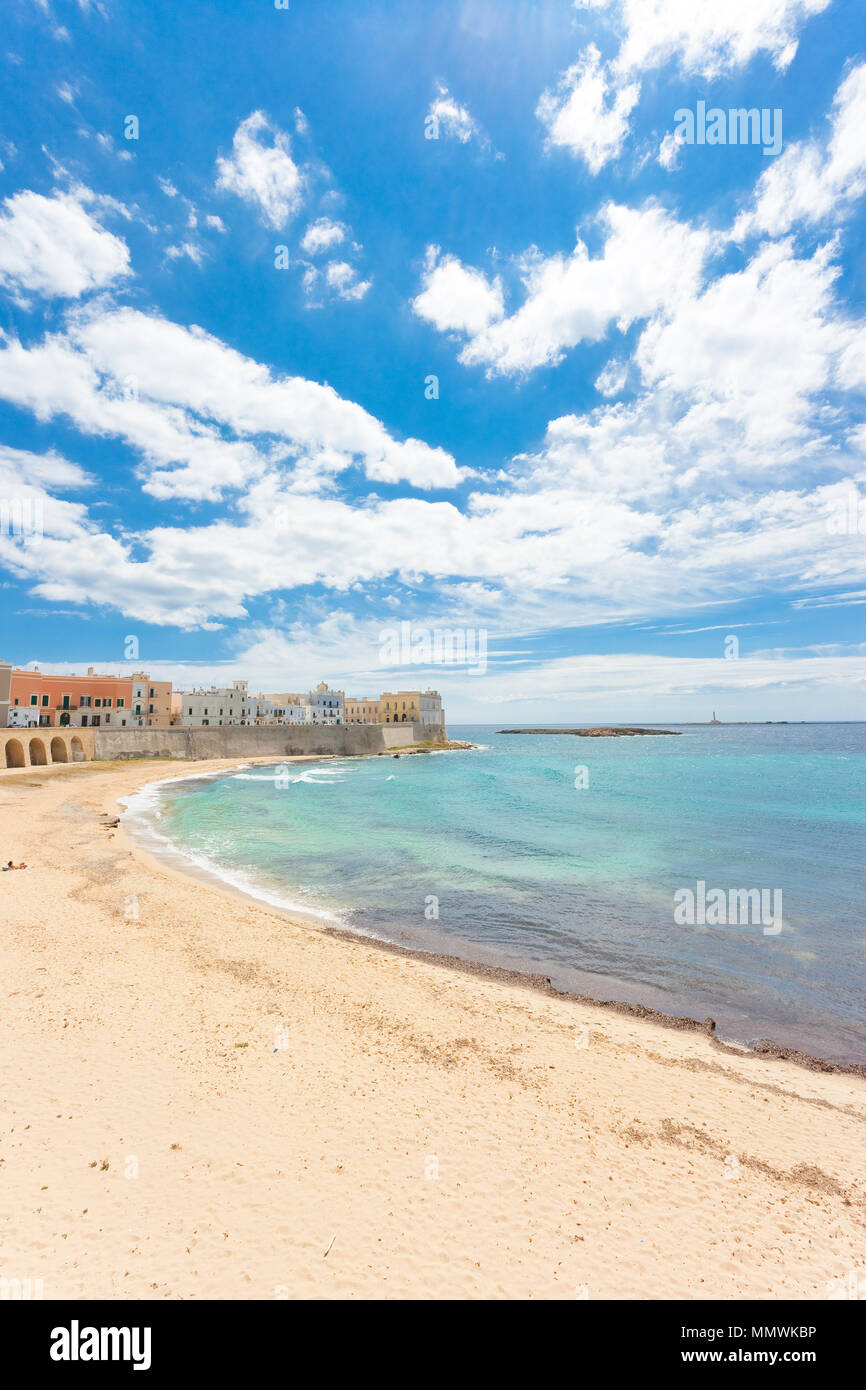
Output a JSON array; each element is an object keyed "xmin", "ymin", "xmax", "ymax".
[
  {"xmin": 0, "ymin": 661, "xmax": 10, "ymax": 730},
  {"xmin": 344, "ymin": 696, "xmax": 380, "ymax": 724},
  {"xmin": 379, "ymin": 690, "xmax": 444, "ymax": 730},
  {"xmin": 149, "ymin": 682, "xmax": 173, "ymax": 727},
  {"xmin": 177, "ymin": 680, "xmax": 249, "ymax": 726},
  {"xmin": 8, "ymin": 667, "xmax": 135, "ymax": 727}
]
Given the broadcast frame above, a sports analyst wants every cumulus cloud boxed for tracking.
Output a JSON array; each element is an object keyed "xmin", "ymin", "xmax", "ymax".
[
  {"xmin": 164, "ymin": 241, "xmax": 205, "ymax": 267},
  {"xmin": 536, "ymin": 45, "xmax": 639, "ymax": 173},
  {"xmin": 412, "ymin": 246, "xmax": 505, "ymax": 336},
  {"xmin": 415, "ymin": 204, "xmax": 709, "ymax": 376},
  {"xmin": 657, "ymin": 129, "xmax": 684, "ymax": 170},
  {"xmin": 735, "ymin": 62, "xmax": 866, "ymax": 238},
  {"xmin": 544, "ymin": 2, "xmax": 829, "ymax": 171},
  {"xmin": 0, "ymin": 187, "xmax": 130, "ymax": 299},
  {"xmin": 3, "ymin": 221, "xmax": 865, "ymax": 635},
  {"xmin": 0, "ymin": 305, "xmax": 461, "ymax": 499},
  {"xmin": 215, "ymin": 110, "xmax": 304, "ymax": 228},
  {"xmin": 324, "ymin": 260, "xmax": 371, "ymax": 301},
  {"xmin": 426, "ymin": 84, "xmax": 483, "ymax": 144},
  {"xmin": 578, "ymin": 0, "xmax": 830, "ymax": 79},
  {"xmin": 300, "ymin": 217, "xmax": 346, "ymax": 255},
  {"xmin": 635, "ymin": 238, "xmax": 845, "ymax": 451}
]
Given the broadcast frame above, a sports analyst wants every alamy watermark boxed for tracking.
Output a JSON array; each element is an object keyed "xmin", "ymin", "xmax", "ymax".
[
  {"xmin": 826, "ymin": 490, "xmax": 866, "ymax": 536},
  {"xmin": 0, "ymin": 496, "xmax": 43, "ymax": 543},
  {"xmin": 379, "ymin": 621, "xmax": 487, "ymax": 675},
  {"xmin": 674, "ymin": 880, "xmax": 782, "ymax": 935},
  {"xmin": 673, "ymin": 102, "xmax": 782, "ymax": 156}
]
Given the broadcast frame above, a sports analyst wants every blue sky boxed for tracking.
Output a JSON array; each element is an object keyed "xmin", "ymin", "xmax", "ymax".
[{"xmin": 0, "ymin": 0, "xmax": 865, "ymax": 720}]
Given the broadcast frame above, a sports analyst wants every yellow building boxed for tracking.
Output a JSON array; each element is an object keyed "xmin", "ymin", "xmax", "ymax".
[{"xmin": 379, "ymin": 690, "xmax": 444, "ymax": 729}]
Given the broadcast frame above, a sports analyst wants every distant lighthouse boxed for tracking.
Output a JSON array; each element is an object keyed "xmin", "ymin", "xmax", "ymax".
[{"xmin": 710, "ymin": 710, "xmax": 721, "ymax": 725}]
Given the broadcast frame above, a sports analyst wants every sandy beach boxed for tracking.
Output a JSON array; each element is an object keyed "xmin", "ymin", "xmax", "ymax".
[{"xmin": 1, "ymin": 756, "xmax": 864, "ymax": 1301}]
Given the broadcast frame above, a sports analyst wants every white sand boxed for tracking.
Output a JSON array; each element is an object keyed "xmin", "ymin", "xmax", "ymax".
[{"xmin": 1, "ymin": 757, "xmax": 864, "ymax": 1300}]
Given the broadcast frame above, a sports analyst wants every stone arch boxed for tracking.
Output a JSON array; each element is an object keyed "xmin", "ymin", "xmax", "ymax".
[
  {"xmin": 5, "ymin": 738, "xmax": 25, "ymax": 769},
  {"xmin": 50, "ymin": 736, "xmax": 68, "ymax": 763},
  {"xmin": 29, "ymin": 737, "xmax": 48, "ymax": 766},
  {"xmin": 70, "ymin": 736, "xmax": 85, "ymax": 762}
]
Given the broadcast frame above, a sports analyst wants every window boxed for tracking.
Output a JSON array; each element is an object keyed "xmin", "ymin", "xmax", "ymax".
[
  {"xmin": 187, "ymin": 707, "xmax": 192, "ymax": 716},
  {"xmin": 81, "ymin": 715, "xmax": 88, "ymax": 727},
  {"xmin": 94, "ymin": 699, "xmax": 101, "ymax": 707},
  {"xmin": 80, "ymin": 696, "xmax": 91, "ymax": 708},
  {"xmin": 30, "ymin": 694, "xmax": 37, "ymax": 705},
  {"xmin": 135, "ymin": 705, "xmax": 142, "ymax": 715},
  {"xmin": 117, "ymin": 698, "xmax": 125, "ymax": 709},
  {"xmin": 105, "ymin": 698, "xmax": 112, "ymax": 708},
  {"xmin": 149, "ymin": 704, "xmax": 154, "ymax": 714},
  {"xmin": 13, "ymin": 698, "xmax": 18, "ymax": 706},
  {"xmin": 149, "ymin": 688, "xmax": 154, "ymax": 698},
  {"xmin": 42, "ymin": 694, "xmax": 49, "ymax": 706}
]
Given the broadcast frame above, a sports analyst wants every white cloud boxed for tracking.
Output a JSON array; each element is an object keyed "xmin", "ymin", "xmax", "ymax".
[
  {"xmin": 536, "ymin": 45, "xmax": 639, "ymax": 173},
  {"xmin": 636, "ymin": 238, "xmax": 845, "ymax": 451},
  {"xmin": 412, "ymin": 246, "xmax": 505, "ymax": 336},
  {"xmin": 426, "ymin": 85, "xmax": 483, "ymax": 144},
  {"xmin": 324, "ymin": 260, "xmax": 371, "ymax": 301},
  {"xmin": 0, "ymin": 305, "xmax": 462, "ymax": 499},
  {"xmin": 579, "ymin": 0, "xmax": 830, "ymax": 79},
  {"xmin": 164, "ymin": 241, "xmax": 205, "ymax": 267},
  {"xmin": 416, "ymin": 204, "xmax": 709, "ymax": 377},
  {"xmin": 548, "ymin": 1, "xmax": 829, "ymax": 170},
  {"xmin": 0, "ymin": 187, "xmax": 130, "ymax": 299},
  {"xmin": 595, "ymin": 357, "xmax": 628, "ymax": 396},
  {"xmin": 215, "ymin": 110, "xmax": 304, "ymax": 229},
  {"xmin": 300, "ymin": 217, "xmax": 346, "ymax": 255},
  {"xmin": 735, "ymin": 62, "xmax": 866, "ymax": 238},
  {"xmin": 657, "ymin": 129, "xmax": 684, "ymax": 170}
]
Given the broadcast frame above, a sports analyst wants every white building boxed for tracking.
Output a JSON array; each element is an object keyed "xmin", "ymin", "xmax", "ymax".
[
  {"xmin": 262, "ymin": 682, "xmax": 344, "ymax": 725},
  {"xmin": 247, "ymin": 695, "xmax": 276, "ymax": 725},
  {"xmin": 7, "ymin": 704, "xmax": 38, "ymax": 728},
  {"xmin": 177, "ymin": 680, "xmax": 249, "ymax": 727},
  {"xmin": 308, "ymin": 681, "xmax": 343, "ymax": 724},
  {"xmin": 419, "ymin": 690, "xmax": 444, "ymax": 730}
]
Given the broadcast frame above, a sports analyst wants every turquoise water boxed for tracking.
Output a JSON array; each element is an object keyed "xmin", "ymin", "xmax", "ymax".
[{"xmin": 126, "ymin": 724, "xmax": 866, "ymax": 1063}]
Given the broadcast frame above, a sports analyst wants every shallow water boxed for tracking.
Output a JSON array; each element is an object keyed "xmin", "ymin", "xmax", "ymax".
[{"xmin": 123, "ymin": 724, "xmax": 866, "ymax": 1063}]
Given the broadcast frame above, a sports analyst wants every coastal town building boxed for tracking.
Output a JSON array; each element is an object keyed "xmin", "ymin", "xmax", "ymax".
[
  {"xmin": 131, "ymin": 675, "xmax": 173, "ymax": 727},
  {"xmin": 8, "ymin": 667, "xmax": 135, "ymax": 727},
  {"xmin": 0, "ymin": 661, "xmax": 10, "ymax": 731},
  {"xmin": 3, "ymin": 663, "xmax": 444, "ymax": 733},
  {"xmin": 261, "ymin": 682, "xmax": 344, "ymax": 725},
  {"xmin": 344, "ymin": 696, "xmax": 380, "ymax": 724},
  {"xmin": 176, "ymin": 680, "xmax": 249, "ymax": 727},
  {"xmin": 246, "ymin": 694, "xmax": 277, "ymax": 725},
  {"xmin": 380, "ymin": 690, "xmax": 444, "ymax": 730}
]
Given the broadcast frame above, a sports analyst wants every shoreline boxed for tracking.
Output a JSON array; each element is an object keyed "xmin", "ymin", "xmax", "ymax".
[
  {"xmin": 2, "ymin": 754, "xmax": 865, "ymax": 1299},
  {"xmin": 121, "ymin": 756, "xmax": 866, "ymax": 1080}
]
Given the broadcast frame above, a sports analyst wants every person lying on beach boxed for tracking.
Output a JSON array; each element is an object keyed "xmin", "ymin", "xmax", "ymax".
[{"xmin": 2, "ymin": 861, "xmax": 27, "ymax": 870}]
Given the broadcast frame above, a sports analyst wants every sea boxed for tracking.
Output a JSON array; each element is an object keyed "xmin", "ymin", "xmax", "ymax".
[{"xmin": 121, "ymin": 723, "xmax": 866, "ymax": 1064}]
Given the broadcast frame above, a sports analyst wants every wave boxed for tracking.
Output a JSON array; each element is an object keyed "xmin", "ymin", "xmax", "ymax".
[{"xmin": 122, "ymin": 793, "xmax": 346, "ymax": 927}]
